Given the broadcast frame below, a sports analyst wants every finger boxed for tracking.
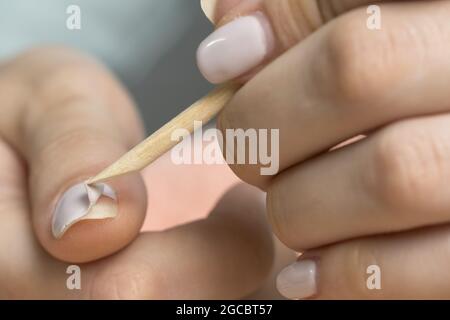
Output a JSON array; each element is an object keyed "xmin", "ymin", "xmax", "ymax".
[
  {"xmin": 247, "ymin": 236, "xmax": 298, "ymax": 299},
  {"xmin": 89, "ymin": 184, "xmax": 273, "ymax": 299},
  {"xmin": 197, "ymin": 0, "xmax": 395, "ymax": 83},
  {"xmin": 218, "ymin": 0, "xmax": 450, "ymax": 188},
  {"xmin": 2, "ymin": 184, "xmax": 273, "ymax": 299},
  {"xmin": 267, "ymin": 114, "xmax": 450, "ymax": 250},
  {"xmin": 201, "ymin": 0, "xmax": 243, "ymax": 23},
  {"xmin": 277, "ymin": 225, "xmax": 450, "ymax": 299},
  {"xmin": 0, "ymin": 47, "xmax": 147, "ymax": 263},
  {"xmin": 0, "ymin": 137, "xmax": 52, "ymax": 298}
]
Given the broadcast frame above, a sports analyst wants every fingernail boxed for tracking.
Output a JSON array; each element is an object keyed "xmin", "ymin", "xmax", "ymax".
[
  {"xmin": 201, "ymin": 0, "xmax": 218, "ymax": 23},
  {"xmin": 52, "ymin": 182, "xmax": 117, "ymax": 239},
  {"xmin": 197, "ymin": 13, "xmax": 275, "ymax": 84},
  {"xmin": 276, "ymin": 260, "xmax": 317, "ymax": 300}
]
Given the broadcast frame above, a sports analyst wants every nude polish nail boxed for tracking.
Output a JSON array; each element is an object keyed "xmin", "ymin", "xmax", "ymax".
[
  {"xmin": 52, "ymin": 182, "xmax": 117, "ymax": 239},
  {"xmin": 196, "ymin": 13, "xmax": 275, "ymax": 84},
  {"xmin": 276, "ymin": 260, "xmax": 317, "ymax": 300}
]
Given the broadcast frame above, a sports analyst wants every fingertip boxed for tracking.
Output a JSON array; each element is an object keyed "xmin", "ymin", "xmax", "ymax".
[
  {"xmin": 34, "ymin": 173, "xmax": 147, "ymax": 263},
  {"xmin": 201, "ymin": 0, "xmax": 246, "ymax": 24}
]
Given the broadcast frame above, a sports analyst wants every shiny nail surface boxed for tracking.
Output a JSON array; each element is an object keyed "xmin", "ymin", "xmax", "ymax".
[
  {"xmin": 276, "ymin": 260, "xmax": 317, "ymax": 300},
  {"xmin": 197, "ymin": 13, "xmax": 274, "ymax": 84},
  {"xmin": 52, "ymin": 182, "xmax": 117, "ymax": 239}
]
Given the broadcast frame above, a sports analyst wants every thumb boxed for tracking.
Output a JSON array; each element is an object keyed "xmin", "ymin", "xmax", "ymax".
[
  {"xmin": 0, "ymin": 47, "xmax": 147, "ymax": 263},
  {"xmin": 198, "ymin": 0, "xmax": 384, "ymax": 84}
]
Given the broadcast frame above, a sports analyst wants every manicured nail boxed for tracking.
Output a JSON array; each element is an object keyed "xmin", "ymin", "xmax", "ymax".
[
  {"xmin": 276, "ymin": 260, "xmax": 317, "ymax": 300},
  {"xmin": 197, "ymin": 13, "xmax": 275, "ymax": 84},
  {"xmin": 52, "ymin": 182, "xmax": 117, "ymax": 239},
  {"xmin": 201, "ymin": 0, "xmax": 218, "ymax": 23}
]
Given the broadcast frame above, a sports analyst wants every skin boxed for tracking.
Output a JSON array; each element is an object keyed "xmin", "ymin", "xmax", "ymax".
[
  {"xmin": 5, "ymin": 0, "xmax": 448, "ymax": 300},
  {"xmin": 213, "ymin": 0, "xmax": 450, "ymax": 298},
  {"xmin": 0, "ymin": 47, "xmax": 279, "ymax": 299}
]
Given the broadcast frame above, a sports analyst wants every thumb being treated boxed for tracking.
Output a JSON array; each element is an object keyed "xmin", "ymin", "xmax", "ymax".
[
  {"xmin": 198, "ymin": 0, "xmax": 388, "ymax": 84},
  {"xmin": 0, "ymin": 47, "xmax": 147, "ymax": 263}
]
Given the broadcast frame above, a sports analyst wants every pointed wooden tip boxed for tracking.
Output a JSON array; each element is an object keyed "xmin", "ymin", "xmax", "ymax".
[{"xmin": 87, "ymin": 83, "xmax": 240, "ymax": 184}]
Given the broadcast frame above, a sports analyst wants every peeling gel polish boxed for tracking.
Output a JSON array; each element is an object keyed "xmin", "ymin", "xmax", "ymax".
[{"xmin": 52, "ymin": 182, "xmax": 117, "ymax": 239}]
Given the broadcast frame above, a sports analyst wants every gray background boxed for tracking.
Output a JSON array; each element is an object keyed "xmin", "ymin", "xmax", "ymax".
[
  {"xmin": 129, "ymin": 9, "xmax": 215, "ymax": 133},
  {"xmin": 0, "ymin": 0, "xmax": 214, "ymax": 133}
]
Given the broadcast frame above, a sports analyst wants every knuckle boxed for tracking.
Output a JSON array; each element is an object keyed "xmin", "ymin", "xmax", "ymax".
[
  {"xmin": 323, "ymin": 11, "xmax": 398, "ymax": 105},
  {"xmin": 368, "ymin": 123, "xmax": 445, "ymax": 212}
]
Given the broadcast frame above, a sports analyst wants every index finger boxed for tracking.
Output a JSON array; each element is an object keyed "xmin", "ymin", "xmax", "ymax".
[{"xmin": 198, "ymin": 0, "xmax": 395, "ymax": 83}]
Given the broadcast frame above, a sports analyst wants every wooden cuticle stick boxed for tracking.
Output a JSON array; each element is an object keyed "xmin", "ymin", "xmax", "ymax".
[{"xmin": 87, "ymin": 83, "xmax": 240, "ymax": 185}]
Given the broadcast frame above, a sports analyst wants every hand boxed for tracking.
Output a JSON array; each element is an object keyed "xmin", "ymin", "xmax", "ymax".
[
  {"xmin": 198, "ymin": 0, "xmax": 450, "ymax": 299},
  {"xmin": 0, "ymin": 46, "xmax": 273, "ymax": 299}
]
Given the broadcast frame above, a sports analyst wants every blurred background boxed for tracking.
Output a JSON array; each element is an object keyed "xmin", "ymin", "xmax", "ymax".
[{"xmin": 0, "ymin": 0, "xmax": 214, "ymax": 133}]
